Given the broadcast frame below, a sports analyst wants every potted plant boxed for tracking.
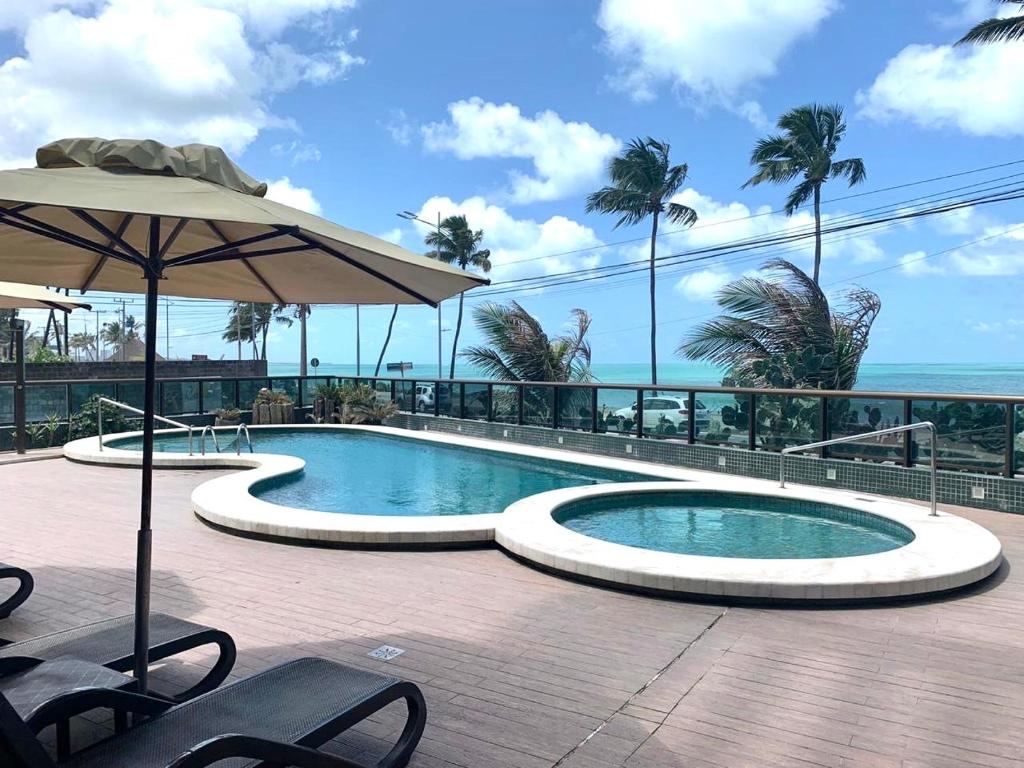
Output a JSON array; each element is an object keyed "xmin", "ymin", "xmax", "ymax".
[
  {"xmin": 350, "ymin": 400, "xmax": 398, "ymax": 426},
  {"xmin": 312, "ymin": 383, "xmax": 342, "ymax": 423},
  {"xmin": 252, "ymin": 388, "xmax": 295, "ymax": 425},
  {"xmin": 214, "ymin": 408, "xmax": 241, "ymax": 427}
]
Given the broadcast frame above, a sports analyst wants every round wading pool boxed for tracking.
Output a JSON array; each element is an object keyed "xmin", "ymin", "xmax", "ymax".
[
  {"xmin": 555, "ymin": 490, "xmax": 914, "ymax": 559},
  {"xmin": 495, "ymin": 481, "xmax": 1003, "ymax": 602}
]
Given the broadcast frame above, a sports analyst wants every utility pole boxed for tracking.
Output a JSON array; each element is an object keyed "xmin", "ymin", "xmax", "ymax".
[
  {"xmin": 164, "ymin": 299, "xmax": 170, "ymax": 359},
  {"xmin": 120, "ymin": 298, "xmax": 127, "ymax": 362},
  {"xmin": 355, "ymin": 305, "xmax": 361, "ymax": 375},
  {"xmin": 95, "ymin": 311, "xmax": 100, "ymax": 361},
  {"xmin": 236, "ymin": 303, "xmax": 241, "ymax": 360},
  {"xmin": 250, "ymin": 302, "xmax": 256, "ymax": 361}
]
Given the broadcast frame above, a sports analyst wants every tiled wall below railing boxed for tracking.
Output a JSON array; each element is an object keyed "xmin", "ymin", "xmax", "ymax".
[{"xmin": 386, "ymin": 413, "xmax": 1024, "ymax": 514}]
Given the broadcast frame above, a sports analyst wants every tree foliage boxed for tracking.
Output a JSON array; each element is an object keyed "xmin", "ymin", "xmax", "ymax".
[{"xmin": 958, "ymin": 1, "xmax": 1024, "ymax": 44}]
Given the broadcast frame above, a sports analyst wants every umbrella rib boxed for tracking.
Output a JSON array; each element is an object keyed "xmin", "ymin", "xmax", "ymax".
[
  {"xmin": 82, "ymin": 214, "xmax": 135, "ymax": 293},
  {"xmin": 0, "ymin": 208, "xmax": 133, "ymax": 266},
  {"xmin": 163, "ymin": 224, "xmax": 300, "ymax": 267},
  {"xmin": 241, "ymin": 258, "xmax": 286, "ymax": 304},
  {"xmin": 71, "ymin": 209, "xmax": 145, "ymax": 262},
  {"xmin": 292, "ymin": 231, "xmax": 439, "ymax": 307},
  {"xmin": 157, "ymin": 218, "xmax": 188, "ymax": 260}
]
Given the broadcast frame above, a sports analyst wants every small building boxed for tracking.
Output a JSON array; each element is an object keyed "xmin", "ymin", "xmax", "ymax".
[{"xmin": 104, "ymin": 338, "xmax": 165, "ymax": 362}]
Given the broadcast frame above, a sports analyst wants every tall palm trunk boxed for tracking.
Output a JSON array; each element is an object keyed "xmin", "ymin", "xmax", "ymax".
[
  {"xmin": 812, "ymin": 183, "xmax": 822, "ymax": 285},
  {"xmin": 299, "ymin": 312, "xmax": 308, "ymax": 376},
  {"xmin": 260, "ymin": 328, "xmax": 268, "ymax": 360},
  {"xmin": 649, "ymin": 211, "xmax": 659, "ymax": 386},
  {"xmin": 449, "ymin": 289, "xmax": 465, "ymax": 380},
  {"xmin": 375, "ymin": 305, "xmax": 399, "ymax": 376}
]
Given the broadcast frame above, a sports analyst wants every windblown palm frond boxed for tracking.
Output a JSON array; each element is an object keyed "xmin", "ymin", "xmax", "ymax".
[
  {"xmin": 678, "ymin": 259, "xmax": 880, "ymax": 390},
  {"xmin": 461, "ymin": 301, "xmax": 593, "ymax": 383},
  {"xmin": 958, "ymin": 1, "xmax": 1024, "ymax": 43}
]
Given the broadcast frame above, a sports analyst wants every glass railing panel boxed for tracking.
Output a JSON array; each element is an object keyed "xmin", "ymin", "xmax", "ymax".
[
  {"xmin": 25, "ymin": 384, "xmax": 68, "ymax": 422},
  {"xmin": 0, "ymin": 384, "xmax": 13, "ymax": 425},
  {"xmin": 202, "ymin": 380, "xmax": 236, "ymax": 412},
  {"xmin": 911, "ymin": 399, "xmax": 1007, "ymax": 473},
  {"xmin": 522, "ymin": 385, "xmax": 554, "ymax": 427},
  {"xmin": 558, "ymin": 386, "xmax": 593, "ymax": 431},
  {"xmin": 301, "ymin": 377, "xmax": 330, "ymax": 404},
  {"xmin": 754, "ymin": 393, "xmax": 822, "ymax": 451},
  {"xmin": 161, "ymin": 381, "xmax": 200, "ymax": 416},
  {"xmin": 270, "ymin": 378, "xmax": 300, "ymax": 402},
  {"xmin": 826, "ymin": 396, "xmax": 905, "ymax": 463},
  {"xmin": 596, "ymin": 387, "xmax": 636, "ymax": 434},
  {"xmin": 115, "ymin": 382, "xmax": 144, "ymax": 411},
  {"xmin": 491, "ymin": 384, "xmax": 518, "ymax": 423},
  {"xmin": 695, "ymin": 391, "xmax": 747, "ymax": 448},
  {"xmin": 394, "ymin": 380, "xmax": 414, "ymax": 412},
  {"xmin": 639, "ymin": 389, "xmax": 690, "ymax": 440},
  {"xmin": 463, "ymin": 383, "xmax": 489, "ymax": 421},
  {"xmin": 236, "ymin": 379, "xmax": 264, "ymax": 410},
  {"xmin": 435, "ymin": 381, "xmax": 458, "ymax": 417},
  {"xmin": 69, "ymin": 383, "xmax": 116, "ymax": 413},
  {"xmin": 1015, "ymin": 404, "xmax": 1023, "ymax": 475}
]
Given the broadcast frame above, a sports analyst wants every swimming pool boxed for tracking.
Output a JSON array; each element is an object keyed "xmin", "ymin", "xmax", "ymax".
[
  {"xmin": 555, "ymin": 490, "xmax": 913, "ymax": 559},
  {"xmin": 108, "ymin": 428, "xmax": 660, "ymax": 516}
]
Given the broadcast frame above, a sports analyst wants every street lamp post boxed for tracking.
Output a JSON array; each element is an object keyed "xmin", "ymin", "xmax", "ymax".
[{"xmin": 397, "ymin": 210, "xmax": 444, "ymax": 378}]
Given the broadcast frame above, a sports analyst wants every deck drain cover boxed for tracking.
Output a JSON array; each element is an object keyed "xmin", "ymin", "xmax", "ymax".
[{"xmin": 368, "ymin": 645, "xmax": 405, "ymax": 661}]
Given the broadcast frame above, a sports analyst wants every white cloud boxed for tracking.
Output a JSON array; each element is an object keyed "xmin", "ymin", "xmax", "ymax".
[
  {"xmin": 674, "ymin": 270, "xmax": 732, "ymax": 301},
  {"xmin": 380, "ymin": 108, "xmax": 414, "ymax": 146},
  {"xmin": 421, "ymin": 98, "xmax": 621, "ymax": 204},
  {"xmin": 596, "ymin": 0, "xmax": 836, "ymax": 118},
  {"xmin": 270, "ymin": 140, "xmax": 322, "ymax": 165},
  {"xmin": 900, "ymin": 251, "xmax": 946, "ymax": 277},
  {"xmin": 968, "ymin": 318, "xmax": 1024, "ymax": 334},
  {"xmin": 857, "ymin": 42, "xmax": 1024, "ymax": 137},
  {"xmin": 264, "ymin": 177, "xmax": 322, "ymax": 215},
  {"xmin": 0, "ymin": 0, "xmax": 362, "ymax": 167},
  {"xmin": 376, "ymin": 227, "xmax": 403, "ymax": 245},
  {"xmin": 414, "ymin": 196, "xmax": 604, "ymax": 279}
]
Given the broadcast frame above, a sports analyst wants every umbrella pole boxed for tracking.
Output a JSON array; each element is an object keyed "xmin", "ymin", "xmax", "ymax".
[{"xmin": 132, "ymin": 264, "xmax": 160, "ymax": 695}]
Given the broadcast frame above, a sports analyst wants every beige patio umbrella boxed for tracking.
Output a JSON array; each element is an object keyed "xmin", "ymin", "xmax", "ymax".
[
  {"xmin": 0, "ymin": 281, "xmax": 92, "ymax": 312},
  {"xmin": 0, "ymin": 137, "xmax": 488, "ymax": 693}
]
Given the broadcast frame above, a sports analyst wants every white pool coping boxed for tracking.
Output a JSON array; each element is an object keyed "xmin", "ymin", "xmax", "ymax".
[
  {"xmin": 495, "ymin": 481, "xmax": 1003, "ymax": 601},
  {"xmin": 64, "ymin": 423, "xmax": 695, "ymax": 547},
  {"xmin": 64, "ymin": 424, "xmax": 1003, "ymax": 599}
]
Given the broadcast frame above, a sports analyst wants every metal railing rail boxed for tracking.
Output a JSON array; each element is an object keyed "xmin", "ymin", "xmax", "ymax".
[
  {"xmin": 780, "ymin": 421, "xmax": 938, "ymax": 516},
  {"xmin": 96, "ymin": 396, "xmax": 194, "ymax": 455},
  {"xmin": 199, "ymin": 425, "xmax": 220, "ymax": 455},
  {"xmin": 235, "ymin": 423, "xmax": 253, "ymax": 455}
]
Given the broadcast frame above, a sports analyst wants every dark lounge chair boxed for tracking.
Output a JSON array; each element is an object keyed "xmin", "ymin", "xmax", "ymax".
[
  {"xmin": 0, "ymin": 613, "xmax": 236, "ymax": 703},
  {"xmin": 0, "ymin": 565, "xmax": 33, "ymax": 619},
  {"xmin": 0, "ymin": 657, "xmax": 426, "ymax": 768}
]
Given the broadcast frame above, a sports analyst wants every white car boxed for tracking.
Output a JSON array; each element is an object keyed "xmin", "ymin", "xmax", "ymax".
[
  {"xmin": 415, "ymin": 384, "xmax": 434, "ymax": 409},
  {"xmin": 613, "ymin": 396, "xmax": 710, "ymax": 433}
]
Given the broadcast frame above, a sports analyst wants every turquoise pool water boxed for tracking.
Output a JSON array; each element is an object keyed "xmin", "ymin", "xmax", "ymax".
[
  {"xmin": 555, "ymin": 491, "xmax": 913, "ymax": 559},
  {"xmin": 108, "ymin": 428, "xmax": 657, "ymax": 516}
]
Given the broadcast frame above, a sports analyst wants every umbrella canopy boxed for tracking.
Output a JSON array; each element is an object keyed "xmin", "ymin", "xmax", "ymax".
[
  {"xmin": 0, "ymin": 281, "xmax": 92, "ymax": 312},
  {"xmin": 0, "ymin": 138, "xmax": 488, "ymax": 694}
]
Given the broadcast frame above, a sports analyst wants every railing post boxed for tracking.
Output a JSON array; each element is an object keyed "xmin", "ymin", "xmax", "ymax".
[
  {"xmin": 410, "ymin": 380, "xmax": 417, "ymax": 415},
  {"xmin": 820, "ymin": 397, "xmax": 830, "ymax": 459},
  {"xmin": 635, "ymin": 388, "xmax": 644, "ymax": 439},
  {"xmin": 516, "ymin": 384, "xmax": 524, "ymax": 426},
  {"xmin": 11, "ymin": 320, "xmax": 25, "ymax": 454},
  {"xmin": 903, "ymin": 400, "xmax": 914, "ymax": 467},
  {"xmin": 686, "ymin": 391, "xmax": 696, "ymax": 445},
  {"xmin": 434, "ymin": 382, "xmax": 441, "ymax": 418},
  {"xmin": 459, "ymin": 383, "xmax": 466, "ymax": 419},
  {"xmin": 1004, "ymin": 401, "xmax": 1016, "ymax": 479},
  {"xmin": 552, "ymin": 387, "xmax": 560, "ymax": 430},
  {"xmin": 390, "ymin": 380, "xmax": 397, "ymax": 405},
  {"xmin": 591, "ymin": 386, "xmax": 599, "ymax": 434},
  {"xmin": 487, "ymin": 384, "xmax": 494, "ymax": 422},
  {"xmin": 747, "ymin": 394, "xmax": 757, "ymax": 452},
  {"xmin": 929, "ymin": 424, "xmax": 938, "ymax": 516},
  {"xmin": 197, "ymin": 381, "xmax": 205, "ymax": 416}
]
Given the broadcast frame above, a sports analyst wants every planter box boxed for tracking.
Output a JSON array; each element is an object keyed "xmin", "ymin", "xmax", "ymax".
[{"xmin": 251, "ymin": 401, "xmax": 294, "ymax": 425}]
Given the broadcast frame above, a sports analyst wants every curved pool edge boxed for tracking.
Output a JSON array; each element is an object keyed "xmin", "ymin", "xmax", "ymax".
[
  {"xmin": 494, "ymin": 481, "xmax": 1004, "ymax": 602},
  {"xmin": 63, "ymin": 424, "xmax": 695, "ymax": 548}
]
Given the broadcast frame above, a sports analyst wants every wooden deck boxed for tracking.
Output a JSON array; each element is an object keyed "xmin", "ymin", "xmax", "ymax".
[{"xmin": 1, "ymin": 458, "xmax": 1021, "ymax": 767}]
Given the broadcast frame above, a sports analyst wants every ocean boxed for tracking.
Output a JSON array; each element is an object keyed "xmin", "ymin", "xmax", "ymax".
[{"xmin": 268, "ymin": 361, "xmax": 1024, "ymax": 397}]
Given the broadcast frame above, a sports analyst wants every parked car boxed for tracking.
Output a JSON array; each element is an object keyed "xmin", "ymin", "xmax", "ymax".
[
  {"xmin": 415, "ymin": 384, "xmax": 434, "ymax": 409},
  {"xmin": 613, "ymin": 396, "xmax": 710, "ymax": 434}
]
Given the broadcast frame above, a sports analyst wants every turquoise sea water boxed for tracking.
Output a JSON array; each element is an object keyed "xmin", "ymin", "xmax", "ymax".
[
  {"xmin": 270, "ymin": 361, "xmax": 1024, "ymax": 396},
  {"xmin": 556, "ymin": 491, "xmax": 913, "ymax": 559},
  {"xmin": 109, "ymin": 428, "xmax": 656, "ymax": 516}
]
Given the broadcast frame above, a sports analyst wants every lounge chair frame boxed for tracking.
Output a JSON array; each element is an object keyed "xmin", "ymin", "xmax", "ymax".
[{"xmin": 0, "ymin": 565, "xmax": 33, "ymax": 620}]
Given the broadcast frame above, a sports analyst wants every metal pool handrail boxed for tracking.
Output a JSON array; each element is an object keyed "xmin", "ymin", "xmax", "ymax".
[
  {"xmin": 96, "ymin": 396, "xmax": 194, "ymax": 455},
  {"xmin": 780, "ymin": 422, "xmax": 938, "ymax": 516},
  {"xmin": 199, "ymin": 425, "xmax": 220, "ymax": 455},
  {"xmin": 235, "ymin": 423, "xmax": 253, "ymax": 455}
]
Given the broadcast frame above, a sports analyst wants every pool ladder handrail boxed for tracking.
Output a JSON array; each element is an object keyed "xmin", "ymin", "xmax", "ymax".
[
  {"xmin": 96, "ymin": 396, "xmax": 194, "ymax": 455},
  {"xmin": 199, "ymin": 425, "xmax": 221, "ymax": 455},
  {"xmin": 779, "ymin": 421, "xmax": 938, "ymax": 516},
  {"xmin": 235, "ymin": 423, "xmax": 253, "ymax": 455}
]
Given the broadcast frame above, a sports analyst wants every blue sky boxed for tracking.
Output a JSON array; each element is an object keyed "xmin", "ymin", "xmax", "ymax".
[{"xmin": 2, "ymin": 0, "xmax": 1023, "ymax": 368}]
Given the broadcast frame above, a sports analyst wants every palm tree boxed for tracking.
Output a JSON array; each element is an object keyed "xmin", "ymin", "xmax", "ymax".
[
  {"xmin": 223, "ymin": 303, "xmax": 289, "ymax": 360},
  {"xmin": 462, "ymin": 301, "xmax": 593, "ymax": 382},
  {"xmin": 374, "ymin": 305, "xmax": 399, "ymax": 376},
  {"xmin": 101, "ymin": 316, "xmax": 142, "ymax": 360},
  {"xmin": 586, "ymin": 137, "xmax": 697, "ymax": 386},
  {"xmin": 677, "ymin": 259, "xmax": 881, "ymax": 390},
  {"xmin": 274, "ymin": 303, "xmax": 313, "ymax": 372},
  {"xmin": 958, "ymin": 1, "xmax": 1024, "ymax": 44},
  {"xmin": 425, "ymin": 215, "xmax": 491, "ymax": 379},
  {"xmin": 743, "ymin": 104, "xmax": 866, "ymax": 285},
  {"xmin": 69, "ymin": 331, "xmax": 96, "ymax": 361}
]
